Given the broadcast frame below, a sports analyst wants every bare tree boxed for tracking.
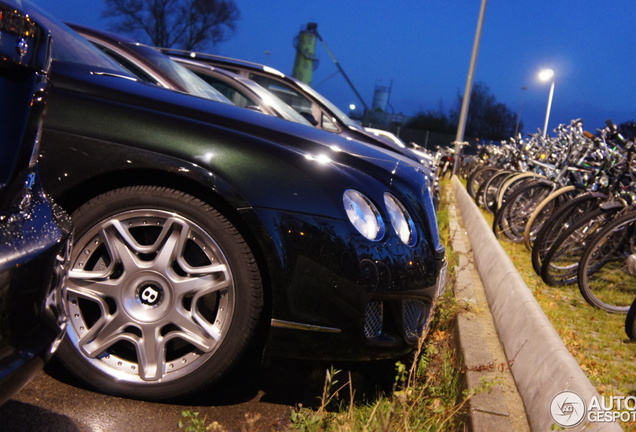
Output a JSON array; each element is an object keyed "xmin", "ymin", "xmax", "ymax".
[
  {"xmin": 450, "ymin": 81, "xmax": 521, "ymax": 140},
  {"xmin": 408, "ymin": 82, "xmax": 521, "ymax": 141},
  {"xmin": 102, "ymin": 0, "xmax": 240, "ymax": 51}
]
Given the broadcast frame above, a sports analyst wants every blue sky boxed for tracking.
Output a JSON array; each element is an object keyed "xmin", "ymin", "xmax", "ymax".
[{"xmin": 30, "ymin": 0, "xmax": 636, "ymax": 136}]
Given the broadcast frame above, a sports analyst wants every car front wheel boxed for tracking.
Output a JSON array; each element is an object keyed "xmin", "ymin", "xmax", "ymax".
[{"xmin": 56, "ymin": 186, "xmax": 263, "ymax": 400}]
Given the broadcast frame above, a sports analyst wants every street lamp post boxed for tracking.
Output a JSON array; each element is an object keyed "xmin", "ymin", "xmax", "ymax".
[
  {"xmin": 538, "ymin": 69, "xmax": 555, "ymax": 138},
  {"xmin": 514, "ymin": 86, "xmax": 527, "ymax": 137}
]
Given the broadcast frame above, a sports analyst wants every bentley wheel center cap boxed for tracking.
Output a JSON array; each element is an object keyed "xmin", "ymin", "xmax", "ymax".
[{"xmin": 137, "ymin": 282, "xmax": 164, "ymax": 308}]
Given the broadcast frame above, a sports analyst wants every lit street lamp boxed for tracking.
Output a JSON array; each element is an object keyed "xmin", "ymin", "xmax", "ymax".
[{"xmin": 538, "ymin": 68, "xmax": 555, "ymax": 138}]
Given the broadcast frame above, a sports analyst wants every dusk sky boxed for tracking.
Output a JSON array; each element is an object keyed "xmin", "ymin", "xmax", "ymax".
[{"xmin": 31, "ymin": 0, "xmax": 636, "ymax": 137}]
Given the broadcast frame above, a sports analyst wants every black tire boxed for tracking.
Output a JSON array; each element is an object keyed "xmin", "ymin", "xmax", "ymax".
[
  {"xmin": 540, "ymin": 206, "xmax": 621, "ymax": 286},
  {"xmin": 626, "ymin": 297, "xmax": 636, "ymax": 341},
  {"xmin": 496, "ymin": 173, "xmax": 540, "ymax": 211},
  {"xmin": 531, "ymin": 192, "xmax": 603, "ymax": 275},
  {"xmin": 466, "ymin": 166, "xmax": 498, "ymax": 200},
  {"xmin": 478, "ymin": 169, "xmax": 511, "ymax": 213},
  {"xmin": 56, "ymin": 186, "xmax": 264, "ymax": 401},
  {"xmin": 522, "ymin": 185, "xmax": 578, "ymax": 250},
  {"xmin": 492, "ymin": 180, "xmax": 553, "ymax": 243},
  {"xmin": 577, "ymin": 211, "xmax": 636, "ymax": 313}
]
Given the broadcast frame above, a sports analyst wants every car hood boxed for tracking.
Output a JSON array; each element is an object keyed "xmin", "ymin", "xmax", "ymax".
[{"xmin": 48, "ymin": 61, "xmax": 429, "ymax": 190}]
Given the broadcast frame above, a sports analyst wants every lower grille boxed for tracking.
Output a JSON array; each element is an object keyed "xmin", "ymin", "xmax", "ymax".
[
  {"xmin": 364, "ymin": 301, "xmax": 383, "ymax": 338},
  {"xmin": 404, "ymin": 300, "xmax": 431, "ymax": 340},
  {"xmin": 364, "ymin": 300, "xmax": 432, "ymax": 341}
]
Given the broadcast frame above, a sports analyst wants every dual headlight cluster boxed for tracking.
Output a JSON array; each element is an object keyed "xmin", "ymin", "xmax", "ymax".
[{"xmin": 343, "ymin": 189, "xmax": 418, "ymax": 246}]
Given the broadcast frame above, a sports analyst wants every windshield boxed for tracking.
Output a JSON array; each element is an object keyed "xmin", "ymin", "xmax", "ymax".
[
  {"xmin": 123, "ymin": 43, "xmax": 230, "ymax": 103},
  {"xmin": 235, "ymin": 76, "xmax": 312, "ymax": 124},
  {"xmin": 295, "ymin": 80, "xmax": 363, "ymax": 130}
]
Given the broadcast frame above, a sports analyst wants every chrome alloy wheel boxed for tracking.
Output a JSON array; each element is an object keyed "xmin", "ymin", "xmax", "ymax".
[{"xmin": 66, "ymin": 209, "xmax": 235, "ymax": 384}]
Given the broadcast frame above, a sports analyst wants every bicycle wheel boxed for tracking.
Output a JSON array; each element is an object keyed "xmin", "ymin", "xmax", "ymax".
[
  {"xmin": 493, "ymin": 180, "xmax": 553, "ymax": 243},
  {"xmin": 478, "ymin": 169, "xmax": 512, "ymax": 213},
  {"xmin": 496, "ymin": 172, "xmax": 542, "ymax": 211},
  {"xmin": 626, "ymin": 297, "xmax": 636, "ymax": 340},
  {"xmin": 523, "ymin": 185, "xmax": 577, "ymax": 250},
  {"xmin": 578, "ymin": 211, "xmax": 636, "ymax": 313},
  {"xmin": 531, "ymin": 192, "xmax": 604, "ymax": 276},
  {"xmin": 541, "ymin": 206, "xmax": 622, "ymax": 286},
  {"xmin": 467, "ymin": 166, "xmax": 498, "ymax": 200}
]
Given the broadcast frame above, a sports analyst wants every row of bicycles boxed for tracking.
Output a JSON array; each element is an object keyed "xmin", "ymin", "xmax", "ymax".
[{"xmin": 461, "ymin": 119, "xmax": 636, "ymax": 341}]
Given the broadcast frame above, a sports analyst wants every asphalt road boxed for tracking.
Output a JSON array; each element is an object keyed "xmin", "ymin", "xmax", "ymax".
[
  {"xmin": 0, "ymin": 357, "xmax": 397, "ymax": 432},
  {"xmin": 0, "ymin": 358, "xmax": 333, "ymax": 432}
]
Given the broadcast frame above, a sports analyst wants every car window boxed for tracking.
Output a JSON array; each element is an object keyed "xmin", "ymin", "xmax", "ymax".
[
  {"xmin": 97, "ymin": 45, "xmax": 162, "ymax": 86},
  {"xmin": 195, "ymin": 74, "xmax": 257, "ymax": 109},
  {"xmin": 248, "ymin": 73, "xmax": 342, "ymax": 132},
  {"xmin": 76, "ymin": 29, "xmax": 233, "ymax": 104},
  {"xmin": 142, "ymin": 51, "xmax": 231, "ymax": 103},
  {"xmin": 235, "ymin": 77, "xmax": 313, "ymax": 125},
  {"xmin": 248, "ymin": 75, "xmax": 314, "ymax": 116},
  {"xmin": 321, "ymin": 113, "xmax": 339, "ymax": 132},
  {"xmin": 296, "ymin": 79, "xmax": 363, "ymax": 131}
]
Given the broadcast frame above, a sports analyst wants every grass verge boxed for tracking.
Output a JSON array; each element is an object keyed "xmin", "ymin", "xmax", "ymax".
[{"xmin": 480, "ymin": 201, "xmax": 636, "ymax": 431}]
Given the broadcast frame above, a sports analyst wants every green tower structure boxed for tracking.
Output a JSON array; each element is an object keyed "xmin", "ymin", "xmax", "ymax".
[{"xmin": 292, "ymin": 22, "xmax": 318, "ymax": 85}]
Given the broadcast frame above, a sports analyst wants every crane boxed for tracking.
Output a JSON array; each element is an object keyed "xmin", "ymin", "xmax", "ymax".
[{"xmin": 292, "ymin": 23, "xmax": 369, "ymax": 112}]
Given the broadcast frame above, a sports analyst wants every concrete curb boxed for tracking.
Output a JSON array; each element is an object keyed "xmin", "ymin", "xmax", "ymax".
[
  {"xmin": 451, "ymin": 176, "xmax": 622, "ymax": 432},
  {"xmin": 448, "ymin": 190, "xmax": 529, "ymax": 430}
]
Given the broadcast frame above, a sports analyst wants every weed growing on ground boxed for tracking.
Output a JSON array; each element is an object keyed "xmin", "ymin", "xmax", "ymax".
[
  {"xmin": 179, "ymin": 411, "xmax": 221, "ymax": 432},
  {"xmin": 179, "ymin": 410, "xmax": 262, "ymax": 432},
  {"xmin": 287, "ymin": 289, "xmax": 471, "ymax": 432}
]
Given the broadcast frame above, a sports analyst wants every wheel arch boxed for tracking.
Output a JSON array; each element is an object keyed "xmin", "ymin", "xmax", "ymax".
[{"xmin": 56, "ymin": 167, "xmax": 275, "ymax": 345}]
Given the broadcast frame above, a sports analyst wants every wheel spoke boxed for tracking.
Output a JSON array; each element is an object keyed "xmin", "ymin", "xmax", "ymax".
[
  {"xmin": 168, "ymin": 312, "xmax": 220, "ymax": 352},
  {"xmin": 80, "ymin": 311, "xmax": 132, "ymax": 357},
  {"xmin": 110, "ymin": 217, "xmax": 180, "ymax": 255},
  {"xmin": 151, "ymin": 227, "xmax": 182, "ymax": 272},
  {"xmin": 68, "ymin": 227, "xmax": 121, "ymax": 280},
  {"xmin": 136, "ymin": 326, "xmax": 164, "ymax": 381},
  {"xmin": 103, "ymin": 221, "xmax": 145, "ymax": 273},
  {"xmin": 66, "ymin": 271, "xmax": 133, "ymax": 358},
  {"xmin": 66, "ymin": 276, "xmax": 122, "ymax": 300},
  {"xmin": 170, "ymin": 273, "xmax": 226, "ymax": 299}
]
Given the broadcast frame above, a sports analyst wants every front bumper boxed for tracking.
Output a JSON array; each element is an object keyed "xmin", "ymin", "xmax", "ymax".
[{"xmin": 252, "ymin": 208, "xmax": 447, "ymax": 361}]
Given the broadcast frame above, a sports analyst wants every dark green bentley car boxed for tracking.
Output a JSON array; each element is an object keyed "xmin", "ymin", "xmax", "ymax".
[{"xmin": 27, "ymin": 1, "xmax": 446, "ymax": 401}]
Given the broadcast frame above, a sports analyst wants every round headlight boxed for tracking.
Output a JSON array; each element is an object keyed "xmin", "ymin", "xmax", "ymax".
[
  {"xmin": 343, "ymin": 189, "xmax": 385, "ymax": 241},
  {"xmin": 384, "ymin": 193, "xmax": 418, "ymax": 246}
]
